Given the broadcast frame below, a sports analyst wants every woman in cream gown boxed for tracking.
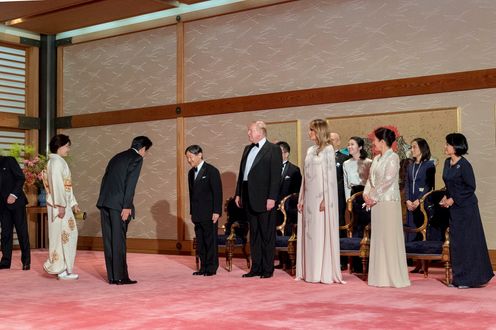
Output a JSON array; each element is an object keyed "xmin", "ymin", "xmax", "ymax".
[
  {"xmin": 364, "ymin": 127, "xmax": 410, "ymax": 288},
  {"xmin": 296, "ymin": 119, "xmax": 343, "ymax": 284},
  {"xmin": 43, "ymin": 134, "xmax": 80, "ymax": 280}
]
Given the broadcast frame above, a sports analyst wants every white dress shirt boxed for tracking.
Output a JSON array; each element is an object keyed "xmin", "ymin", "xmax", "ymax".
[{"xmin": 243, "ymin": 138, "xmax": 266, "ymax": 181}]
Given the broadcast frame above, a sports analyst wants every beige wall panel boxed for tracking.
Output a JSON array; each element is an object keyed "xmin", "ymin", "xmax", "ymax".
[
  {"xmin": 184, "ymin": 0, "xmax": 496, "ymax": 101},
  {"xmin": 65, "ymin": 119, "xmax": 177, "ymax": 239},
  {"xmin": 63, "ymin": 26, "xmax": 177, "ymax": 115},
  {"xmin": 185, "ymin": 89, "xmax": 495, "ymax": 247}
]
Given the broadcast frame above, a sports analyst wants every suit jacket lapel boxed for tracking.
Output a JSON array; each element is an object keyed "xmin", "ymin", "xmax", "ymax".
[{"xmin": 188, "ymin": 169, "xmax": 194, "ymax": 188}]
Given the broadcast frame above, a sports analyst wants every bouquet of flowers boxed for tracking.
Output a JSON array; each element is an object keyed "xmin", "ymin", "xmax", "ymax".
[
  {"xmin": 367, "ymin": 125, "xmax": 403, "ymax": 156},
  {"xmin": 22, "ymin": 154, "xmax": 48, "ymax": 188},
  {"xmin": 5, "ymin": 144, "xmax": 47, "ymax": 188}
]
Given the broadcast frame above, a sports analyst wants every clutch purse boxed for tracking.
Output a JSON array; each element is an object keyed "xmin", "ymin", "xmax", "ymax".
[{"xmin": 74, "ymin": 211, "xmax": 87, "ymax": 220}]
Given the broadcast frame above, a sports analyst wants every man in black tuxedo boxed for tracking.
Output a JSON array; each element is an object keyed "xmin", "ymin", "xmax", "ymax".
[
  {"xmin": 235, "ymin": 121, "xmax": 282, "ymax": 278},
  {"xmin": 185, "ymin": 145, "xmax": 222, "ymax": 276},
  {"xmin": 275, "ymin": 141, "xmax": 301, "ymax": 269},
  {"xmin": 97, "ymin": 136, "xmax": 152, "ymax": 285},
  {"xmin": 0, "ymin": 155, "xmax": 30, "ymax": 270}
]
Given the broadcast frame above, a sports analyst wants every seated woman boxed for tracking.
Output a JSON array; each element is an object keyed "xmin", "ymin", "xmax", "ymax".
[
  {"xmin": 343, "ymin": 136, "xmax": 372, "ymax": 199},
  {"xmin": 343, "ymin": 136, "xmax": 372, "ymax": 239},
  {"xmin": 440, "ymin": 133, "xmax": 493, "ymax": 289},
  {"xmin": 404, "ymin": 138, "xmax": 436, "ymax": 242}
]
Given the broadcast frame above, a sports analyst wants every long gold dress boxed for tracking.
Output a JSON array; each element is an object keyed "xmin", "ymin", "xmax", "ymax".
[
  {"xmin": 296, "ymin": 145, "xmax": 344, "ymax": 284},
  {"xmin": 365, "ymin": 149, "xmax": 410, "ymax": 288},
  {"xmin": 43, "ymin": 154, "xmax": 79, "ymax": 275}
]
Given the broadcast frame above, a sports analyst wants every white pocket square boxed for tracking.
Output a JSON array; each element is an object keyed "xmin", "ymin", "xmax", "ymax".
[{"xmin": 284, "ymin": 176, "xmax": 291, "ymax": 179}]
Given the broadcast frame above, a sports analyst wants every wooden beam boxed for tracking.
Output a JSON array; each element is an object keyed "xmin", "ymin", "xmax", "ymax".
[
  {"xmin": 25, "ymin": 46, "xmax": 39, "ymax": 118},
  {"xmin": 180, "ymin": 68, "xmax": 496, "ymax": 117},
  {"xmin": 59, "ymin": 68, "xmax": 496, "ymax": 128},
  {"xmin": 65, "ymin": 104, "xmax": 178, "ymax": 128},
  {"xmin": 0, "ymin": 113, "xmax": 20, "ymax": 129},
  {"xmin": 57, "ymin": 47, "xmax": 64, "ymax": 117},
  {"xmin": 0, "ymin": 33, "xmax": 20, "ymax": 44}
]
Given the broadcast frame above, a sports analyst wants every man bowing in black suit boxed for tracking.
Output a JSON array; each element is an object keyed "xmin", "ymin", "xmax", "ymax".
[
  {"xmin": 185, "ymin": 145, "xmax": 222, "ymax": 276},
  {"xmin": 97, "ymin": 136, "xmax": 152, "ymax": 285},
  {"xmin": 235, "ymin": 121, "xmax": 282, "ymax": 278},
  {"xmin": 0, "ymin": 155, "xmax": 30, "ymax": 270}
]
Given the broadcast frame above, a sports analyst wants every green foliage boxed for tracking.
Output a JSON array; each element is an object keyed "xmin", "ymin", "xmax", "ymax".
[{"xmin": 3, "ymin": 144, "xmax": 37, "ymax": 163}]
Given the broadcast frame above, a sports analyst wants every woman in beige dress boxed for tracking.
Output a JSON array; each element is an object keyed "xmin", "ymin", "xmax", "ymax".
[
  {"xmin": 43, "ymin": 134, "xmax": 80, "ymax": 280},
  {"xmin": 296, "ymin": 119, "xmax": 343, "ymax": 284},
  {"xmin": 364, "ymin": 127, "xmax": 410, "ymax": 288}
]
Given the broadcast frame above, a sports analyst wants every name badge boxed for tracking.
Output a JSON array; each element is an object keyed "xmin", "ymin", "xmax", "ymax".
[{"xmin": 419, "ymin": 188, "xmax": 424, "ymax": 192}]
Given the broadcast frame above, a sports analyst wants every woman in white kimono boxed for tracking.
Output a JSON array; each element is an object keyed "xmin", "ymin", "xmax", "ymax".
[
  {"xmin": 296, "ymin": 119, "xmax": 344, "ymax": 284},
  {"xmin": 364, "ymin": 127, "xmax": 410, "ymax": 288},
  {"xmin": 43, "ymin": 134, "xmax": 80, "ymax": 280}
]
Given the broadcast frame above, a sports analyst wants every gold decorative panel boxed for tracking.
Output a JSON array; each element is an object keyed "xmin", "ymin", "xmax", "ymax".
[
  {"xmin": 266, "ymin": 120, "xmax": 301, "ymax": 167},
  {"xmin": 327, "ymin": 107, "xmax": 459, "ymax": 189}
]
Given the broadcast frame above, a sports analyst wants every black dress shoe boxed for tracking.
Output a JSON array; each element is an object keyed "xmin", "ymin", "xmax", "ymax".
[
  {"xmin": 274, "ymin": 264, "xmax": 284, "ymax": 269},
  {"xmin": 242, "ymin": 272, "xmax": 260, "ymax": 278},
  {"xmin": 204, "ymin": 272, "xmax": 216, "ymax": 276},
  {"xmin": 0, "ymin": 264, "xmax": 10, "ymax": 270},
  {"xmin": 109, "ymin": 279, "xmax": 116, "ymax": 284},
  {"xmin": 22, "ymin": 264, "xmax": 30, "ymax": 271},
  {"xmin": 115, "ymin": 278, "xmax": 137, "ymax": 285},
  {"xmin": 193, "ymin": 271, "xmax": 205, "ymax": 276},
  {"xmin": 260, "ymin": 273, "xmax": 273, "ymax": 279}
]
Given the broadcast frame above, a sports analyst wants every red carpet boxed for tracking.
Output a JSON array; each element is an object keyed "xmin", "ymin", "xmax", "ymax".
[{"xmin": 1, "ymin": 250, "xmax": 495, "ymax": 329}]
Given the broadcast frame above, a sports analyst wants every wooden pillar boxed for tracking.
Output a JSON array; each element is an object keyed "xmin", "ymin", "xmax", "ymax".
[{"xmin": 176, "ymin": 20, "xmax": 186, "ymax": 242}]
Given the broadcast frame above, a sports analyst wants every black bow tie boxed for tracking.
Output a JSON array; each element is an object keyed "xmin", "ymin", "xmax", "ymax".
[
  {"xmin": 251, "ymin": 143, "xmax": 259, "ymax": 148},
  {"xmin": 194, "ymin": 167, "xmax": 198, "ymax": 172}
]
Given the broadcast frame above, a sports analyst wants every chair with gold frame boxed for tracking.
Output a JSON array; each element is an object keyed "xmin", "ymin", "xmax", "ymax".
[
  {"xmin": 339, "ymin": 191, "xmax": 371, "ymax": 279},
  {"xmin": 404, "ymin": 188, "xmax": 451, "ymax": 285},
  {"xmin": 275, "ymin": 193, "xmax": 298, "ymax": 276}
]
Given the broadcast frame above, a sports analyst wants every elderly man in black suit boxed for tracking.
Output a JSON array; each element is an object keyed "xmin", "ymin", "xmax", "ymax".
[
  {"xmin": 275, "ymin": 141, "xmax": 301, "ymax": 269},
  {"xmin": 235, "ymin": 121, "xmax": 282, "ymax": 278},
  {"xmin": 97, "ymin": 136, "xmax": 152, "ymax": 285},
  {"xmin": 185, "ymin": 145, "xmax": 222, "ymax": 276},
  {"xmin": 0, "ymin": 155, "xmax": 30, "ymax": 270}
]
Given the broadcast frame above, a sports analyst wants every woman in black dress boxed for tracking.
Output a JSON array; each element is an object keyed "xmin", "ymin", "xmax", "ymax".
[{"xmin": 440, "ymin": 133, "xmax": 493, "ymax": 288}]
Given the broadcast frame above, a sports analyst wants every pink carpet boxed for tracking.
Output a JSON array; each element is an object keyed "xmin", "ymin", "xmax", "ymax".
[{"xmin": 1, "ymin": 250, "xmax": 495, "ymax": 329}]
